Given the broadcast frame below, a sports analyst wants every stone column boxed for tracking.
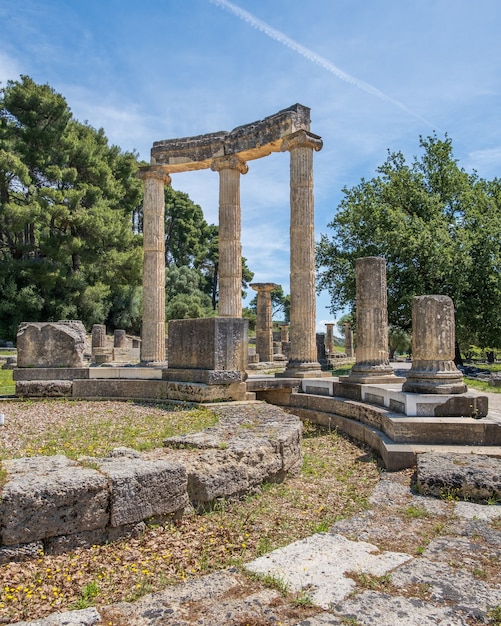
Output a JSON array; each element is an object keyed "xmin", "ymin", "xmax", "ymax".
[
  {"xmin": 277, "ymin": 130, "xmax": 326, "ymax": 378},
  {"xmin": 137, "ymin": 165, "xmax": 171, "ymax": 364},
  {"xmin": 325, "ymin": 323, "xmax": 335, "ymax": 355},
  {"xmin": 114, "ymin": 330, "xmax": 127, "ymax": 348},
  {"xmin": 345, "ymin": 257, "xmax": 402, "ymax": 383},
  {"xmin": 344, "ymin": 323, "xmax": 354, "ymax": 358},
  {"xmin": 403, "ymin": 295, "xmax": 466, "ymax": 394},
  {"xmin": 91, "ymin": 324, "xmax": 106, "ymax": 349},
  {"xmin": 211, "ymin": 155, "xmax": 248, "ymax": 317},
  {"xmin": 250, "ymin": 282, "xmax": 277, "ymax": 363}
]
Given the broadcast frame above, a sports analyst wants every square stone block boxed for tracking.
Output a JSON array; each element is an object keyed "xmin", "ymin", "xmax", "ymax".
[{"xmin": 168, "ymin": 318, "xmax": 248, "ymax": 372}]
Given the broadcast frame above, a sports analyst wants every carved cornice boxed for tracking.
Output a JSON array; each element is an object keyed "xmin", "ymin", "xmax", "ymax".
[
  {"xmin": 280, "ymin": 130, "xmax": 323, "ymax": 153},
  {"xmin": 210, "ymin": 155, "xmax": 249, "ymax": 175},
  {"xmin": 136, "ymin": 165, "xmax": 171, "ymax": 185}
]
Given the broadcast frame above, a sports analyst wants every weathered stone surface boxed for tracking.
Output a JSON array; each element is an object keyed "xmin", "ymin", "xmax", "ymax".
[
  {"xmin": 0, "ymin": 541, "xmax": 43, "ymax": 565},
  {"xmin": 16, "ymin": 380, "xmax": 73, "ymax": 397},
  {"xmin": 167, "ymin": 317, "xmax": 248, "ymax": 374},
  {"xmin": 246, "ymin": 533, "xmax": 412, "ymax": 609},
  {"xmin": 417, "ymin": 452, "xmax": 501, "ymax": 501},
  {"xmin": 12, "ymin": 607, "xmax": 101, "ymax": 625},
  {"xmin": 151, "ymin": 104, "xmax": 311, "ymax": 171},
  {"xmin": 95, "ymin": 450, "xmax": 189, "ymax": 527},
  {"xmin": 0, "ymin": 455, "xmax": 109, "ymax": 545},
  {"xmin": 163, "ymin": 403, "xmax": 302, "ymax": 507},
  {"xmin": 403, "ymin": 295, "xmax": 466, "ymax": 394},
  {"xmin": 17, "ymin": 321, "xmax": 89, "ymax": 368},
  {"xmin": 434, "ymin": 394, "xmax": 488, "ymax": 417},
  {"xmin": 44, "ymin": 522, "xmax": 147, "ymax": 555}
]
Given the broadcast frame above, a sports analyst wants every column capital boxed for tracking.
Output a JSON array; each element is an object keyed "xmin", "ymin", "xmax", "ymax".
[
  {"xmin": 250, "ymin": 282, "xmax": 279, "ymax": 293},
  {"xmin": 136, "ymin": 165, "xmax": 172, "ymax": 185},
  {"xmin": 210, "ymin": 155, "xmax": 249, "ymax": 175},
  {"xmin": 281, "ymin": 129, "xmax": 323, "ymax": 153}
]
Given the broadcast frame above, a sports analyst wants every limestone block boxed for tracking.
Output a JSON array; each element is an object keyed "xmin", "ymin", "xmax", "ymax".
[
  {"xmin": 417, "ymin": 452, "xmax": 501, "ymax": 502},
  {"xmin": 0, "ymin": 455, "xmax": 109, "ymax": 546},
  {"xmin": 167, "ymin": 317, "xmax": 248, "ymax": 373},
  {"xmin": 95, "ymin": 449, "xmax": 189, "ymax": 527},
  {"xmin": 17, "ymin": 321, "xmax": 89, "ymax": 368},
  {"xmin": 164, "ymin": 403, "xmax": 303, "ymax": 506},
  {"xmin": 15, "ymin": 379, "xmax": 73, "ymax": 397}
]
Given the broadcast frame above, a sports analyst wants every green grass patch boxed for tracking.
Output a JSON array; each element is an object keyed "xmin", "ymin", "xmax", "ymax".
[
  {"xmin": 0, "ymin": 403, "xmax": 218, "ymax": 461},
  {"xmin": 0, "ymin": 369, "xmax": 14, "ymax": 396}
]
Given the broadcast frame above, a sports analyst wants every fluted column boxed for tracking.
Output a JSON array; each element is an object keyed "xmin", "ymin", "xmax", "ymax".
[
  {"xmin": 211, "ymin": 156, "xmax": 248, "ymax": 317},
  {"xmin": 325, "ymin": 323, "xmax": 335, "ymax": 355},
  {"xmin": 343, "ymin": 322, "xmax": 354, "ymax": 358},
  {"xmin": 250, "ymin": 282, "xmax": 277, "ymax": 362},
  {"xmin": 403, "ymin": 295, "xmax": 466, "ymax": 394},
  {"xmin": 345, "ymin": 257, "xmax": 402, "ymax": 383},
  {"xmin": 278, "ymin": 130, "xmax": 325, "ymax": 378},
  {"xmin": 137, "ymin": 165, "xmax": 171, "ymax": 364}
]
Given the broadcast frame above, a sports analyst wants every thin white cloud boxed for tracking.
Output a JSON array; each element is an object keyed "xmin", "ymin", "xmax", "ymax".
[
  {"xmin": 0, "ymin": 51, "xmax": 21, "ymax": 84},
  {"xmin": 209, "ymin": 0, "xmax": 438, "ymax": 129}
]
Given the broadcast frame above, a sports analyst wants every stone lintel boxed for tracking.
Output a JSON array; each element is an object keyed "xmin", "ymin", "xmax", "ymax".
[{"xmin": 151, "ymin": 104, "xmax": 311, "ymax": 172}]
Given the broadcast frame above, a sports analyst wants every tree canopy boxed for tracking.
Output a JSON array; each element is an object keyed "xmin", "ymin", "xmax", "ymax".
[
  {"xmin": 0, "ymin": 76, "xmax": 256, "ymax": 339},
  {"xmin": 316, "ymin": 134, "xmax": 501, "ymax": 352},
  {"xmin": 0, "ymin": 76, "xmax": 143, "ymax": 338}
]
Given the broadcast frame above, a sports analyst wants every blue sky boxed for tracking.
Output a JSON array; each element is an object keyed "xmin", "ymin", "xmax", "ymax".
[{"xmin": 2, "ymin": 0, "xmax": 500, "ymax": 332}]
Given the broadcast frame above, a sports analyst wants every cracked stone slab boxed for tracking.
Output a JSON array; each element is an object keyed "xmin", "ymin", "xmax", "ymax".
[
  {"xmin": 245, "ymin": 532, "xmax": 413, "ymax": 609},
  {"xmin": 334, "ymin": 590, "xmax": 472, "ymax": 625},
  {"xmin": 390, "ymin": 557, "xmax": 501, "ymax": 617}
]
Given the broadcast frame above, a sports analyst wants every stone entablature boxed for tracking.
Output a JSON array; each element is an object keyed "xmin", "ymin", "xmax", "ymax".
[{"xmin": 150, "ymin": 104, "xmax": 312, "ymax": 172}]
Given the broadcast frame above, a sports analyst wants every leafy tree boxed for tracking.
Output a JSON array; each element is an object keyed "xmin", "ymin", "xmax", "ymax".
[
  {"xmin": 165, "ymin": 265, "xmax": 213, "ymax": 320},
  {"xmin": 316, "ymin": 134, "xmax": 501, "ymax": 354},
  {"xmin": 0, "ymin": 76, "xmax": 143, "ymax": 339}
]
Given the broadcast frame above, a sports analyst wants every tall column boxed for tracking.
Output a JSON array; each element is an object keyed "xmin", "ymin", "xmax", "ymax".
[
  {"xmin": 278, "ymin": 130, "xmax": 326, "ymax": 378},
  {"xmin": 211, "ymin": 155, "xmax": 248, "ymax": 317},
  {"xmin": 344, "ymin": 322, "xmax": 354, "ymax": 358},
  {"xmin": 137, "ymin": 166, "xmax": 171, "ymax": 364},
  {"xmin": 250, "ymin": 282, "xmax": 277, "ymax": 362},
  {"xmin": 403, "ymin": 295, "xmax": 466, "ymax": 394},
  {"xmin": 325, "ymin": 323, "xmax": 335, "ymax": 355},
  {"xmin": 345, "ymin": 257, "xmax": 403, "ymax": 383}
]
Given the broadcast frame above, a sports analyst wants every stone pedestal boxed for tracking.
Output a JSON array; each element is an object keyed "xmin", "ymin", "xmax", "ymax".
[
  {"xmin": 345, "ymin": 257, "xmax": 403, "ymax": 384},
  {"xmin": 165, "ymin": 317, "xmax": 248, "ymax": 385},
  {"xmin": 211, "ymin": 156, "xmax": 248, "ymax": 318},
  {"xmin": 277, "ymin": 130, "xmax": 328, "ymax": 378},
  {"xmin": 137, "ymin": 166, "xmax": 170, "ymax": 364},
  {"xmin": 403, "ymin": 295, "xmax": 466, "ymax": 394},
  {"xmin": 251, "ymin": 282, "xmax": 277, "ymax": 363}
]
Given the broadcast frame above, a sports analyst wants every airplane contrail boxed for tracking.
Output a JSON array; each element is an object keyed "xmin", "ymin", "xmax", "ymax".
[{"xmin": 209, "ymin": 0, "xmax": 436, "ymax": 129}]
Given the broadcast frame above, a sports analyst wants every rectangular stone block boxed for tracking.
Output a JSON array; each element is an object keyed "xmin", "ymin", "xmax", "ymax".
[
  {"xmin": 13, "ymin": 368, "xmax": 90, "ymax": 381},
  {"xmin": 96, "ymin": 455, "xmax": 189, "ymax": 527},
  {"xmin": 0, "ymin": 456, "xmax": 109, "ymax": 546},
  {"xmin": 167, "ymin": 317, "xmax": 248, "ymax": 372}
]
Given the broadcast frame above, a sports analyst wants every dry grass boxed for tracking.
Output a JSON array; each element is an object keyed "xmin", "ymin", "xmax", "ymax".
[{"xmin": 0, "ymin": 401, "xmax": 381, "ymax": 623}]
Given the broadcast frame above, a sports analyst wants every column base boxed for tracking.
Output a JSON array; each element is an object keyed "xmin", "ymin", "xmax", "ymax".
[
  {"xmin": 402, "ymin": 360, "xmax": 467, "ymax": 394},
  {"xmin": 342, "ymin": 361, "xmax": 403, "ymax": 384},
  {"xmin": 275, "ymin": 361, "xmax": 331, "ymax": 379},
  {"xmin": 402, "ymin": 376, "xmax": 467, "ymax": 395}
]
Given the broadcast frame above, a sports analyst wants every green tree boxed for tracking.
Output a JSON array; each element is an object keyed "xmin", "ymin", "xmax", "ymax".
[
  {"xmin": 0, "ymin": 76, "xmax": 143, "ymax": 339},
  {"xmin": 165, "ymin": 265, "xmax": 213, "ymax": 320},
  {"xmin": 316, "ymin": 134, "xmax": 501, "ymax": 354}
]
